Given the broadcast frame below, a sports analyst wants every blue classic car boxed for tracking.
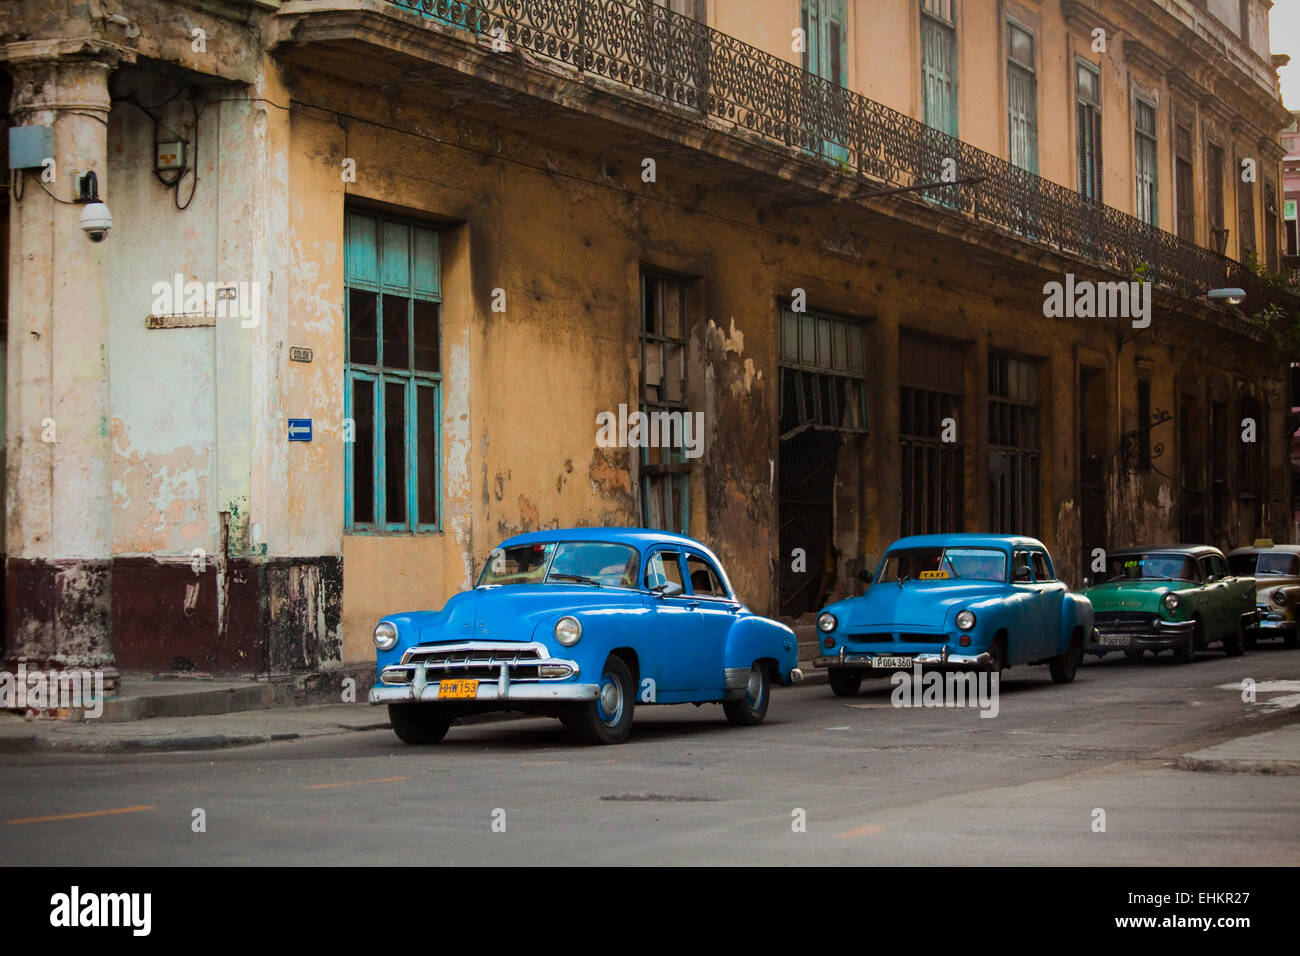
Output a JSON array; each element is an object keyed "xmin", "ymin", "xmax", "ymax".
[
  {"xmin": 813, "ymin": 534, "xmax": 1094, "ymax": 695},
  {"xmin": 369, "ymin": 528, "xmax": 802, "ymax": 745}
]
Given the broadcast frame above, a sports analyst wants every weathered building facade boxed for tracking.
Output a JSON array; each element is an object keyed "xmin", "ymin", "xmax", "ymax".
[{"xmin": 3, "ymin": 0, "xmax": 1296, "ymax": 680}]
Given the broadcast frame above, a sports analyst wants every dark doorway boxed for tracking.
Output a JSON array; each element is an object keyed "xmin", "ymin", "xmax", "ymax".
[
  {"xmin": 1079, "ymin": 367, "xmax": 1107, "ymax": 578},
  {"xmin": 778, "ymin": 429, "xmax": 839, "ymax": 617}
]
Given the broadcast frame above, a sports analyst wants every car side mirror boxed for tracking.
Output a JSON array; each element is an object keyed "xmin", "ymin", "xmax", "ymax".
[
  {"xmin": 1205, "ymin": 574, "xmax": 1218, "ymax": 584},
  {"xmin": 1013, "ymin": 566, "xmax": 1032, "ymax": 582},
  {"xmin": 858, "ymin": 568, "xmax": 874, "ymax": 585},
  {"xmin": 651, "ymin": 581, "xmax": 683, "ymax": 598},
  {"xmin": 1082, "ymin": 576, "xmax": 1092, "ymax": 588}
]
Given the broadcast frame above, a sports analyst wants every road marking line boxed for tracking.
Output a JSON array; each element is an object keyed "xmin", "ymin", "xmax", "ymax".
[
  {"xmin": 5, "ymin": 805, "xmax": 156, "ymax": 826},
  {"xmin": 826, "ymin": 726, "xmax": 852, "ymax": 730},
  {"xmin": 836, "ymin": 823, "xmax": 884, "ymax": 839},
  {"xmin": 303, "ymin": 776, "xmax": 409, "ymax": 790}
]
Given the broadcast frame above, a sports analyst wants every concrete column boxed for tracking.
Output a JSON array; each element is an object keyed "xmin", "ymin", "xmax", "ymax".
[{"xmin": 4, "ymin": 44, "xmax": 121, "ymax": 682}]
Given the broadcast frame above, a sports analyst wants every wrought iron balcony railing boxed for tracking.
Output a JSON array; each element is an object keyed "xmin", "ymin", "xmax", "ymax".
[{"xmin": 382, "ymin": 0, "xmax": 1290, "ymax": 318}]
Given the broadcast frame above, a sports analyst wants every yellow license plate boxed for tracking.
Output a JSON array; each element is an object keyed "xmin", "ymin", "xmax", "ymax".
[{"xmin": 438, "ymin": 679, "xmax": 479, "ymax": 700}]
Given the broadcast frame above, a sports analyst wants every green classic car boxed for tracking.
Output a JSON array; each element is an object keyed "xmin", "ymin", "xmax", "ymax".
[
  {"xmin": 1227, "ymin": 541, "xmax": 1300, "ymax": 649},
  {"xmin": 1084, "ymin": 545, "xmax": 1255, "ymax": 662}
]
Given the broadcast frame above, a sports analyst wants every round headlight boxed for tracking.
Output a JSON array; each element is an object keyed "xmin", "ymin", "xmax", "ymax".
[
  {"xmin": 817, "ymin": 612, "xmax": 837, "ymax": 633},
  {"xmin": 555, "ymin": 616, "xmax": 582, "ymax": 646},
  {"xmin": 956, "ymin": 609, "xmax": 976, "ymax": 631},
  {"xmin": 373, "ymin": 621, "xmax": 398, "ymax": 651},
  {"xmin": 1273, "ymin": 590, "xmax": 1288, "ymax": 607},
  {"xmin": 1162, "ymin": 592, "xmax": 1180, "ymax": 611}
]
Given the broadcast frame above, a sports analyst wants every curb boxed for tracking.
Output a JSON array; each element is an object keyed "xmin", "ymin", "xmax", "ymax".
[
  {"xmin": 1173, "ymin": 755, "xmax": 1300, "ymax": 775},
  {"xmin": 0, "ymin": 731, "xmax": 304, "ymax": 755}
]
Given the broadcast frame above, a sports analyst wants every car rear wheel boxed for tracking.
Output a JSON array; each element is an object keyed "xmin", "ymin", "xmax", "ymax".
[
  {"xmin": 828, "ymin": 668, "xmax": 862, "ymax": 697},
  {"xmin": 562, "ymin": 656, "xmax": 635, "ymax": 745},
  {"xmin": 723, "ymin": 663, "xmax": 771, "ymax": 726},
  {"xmin": 1048, "ymin": 633, "xmax": 1082, "ymax": 684},
  {"xmin": 388, "ymin": 704, "xmax": 452, "ymax": 745},
  {"xmin": 1223, "ymin": 619, "xmax": 1246, "ymax": 657}
]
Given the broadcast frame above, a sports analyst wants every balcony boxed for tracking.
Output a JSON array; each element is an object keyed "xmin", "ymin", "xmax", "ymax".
[{"xmin": 292, "ymin": 0, "xmax": 1294, "ymax": 320}]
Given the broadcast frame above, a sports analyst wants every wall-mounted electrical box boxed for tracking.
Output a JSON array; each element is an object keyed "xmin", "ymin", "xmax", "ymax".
[
  {"xmin": 7, "ymin": 125, "xmax": 54, "ymax": 170},
  {"xmin": 155, "ymin": 141, "xmax": 185, "ymax": 171}
]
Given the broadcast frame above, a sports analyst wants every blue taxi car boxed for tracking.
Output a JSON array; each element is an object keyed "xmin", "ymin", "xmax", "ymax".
[
  {"xmin": 813, "ymin": 534, "xmax": 1093, "ymax": 695},
  {"xmin": 369, "ymin": 528, "xmax": 802, "ymax": 745}
]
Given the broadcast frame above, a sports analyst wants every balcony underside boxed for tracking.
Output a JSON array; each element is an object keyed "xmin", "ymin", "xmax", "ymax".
[{"xmin": 271, "ymin": 2, "xmax": 1277, "ymax": 338}]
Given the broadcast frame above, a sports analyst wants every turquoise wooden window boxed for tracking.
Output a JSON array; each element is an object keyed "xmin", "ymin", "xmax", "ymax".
[
  {"xmin": 344, "ymin": 210, "xmax": 442, "ymax": 533},
  {"xmin": 921, "ymin": 0, "xmax": 958, "ymax": 138},
  {"xmin": 801, "ymin": 0, "xmax": 849, "ymax": 164},
  {"xmin": 1007, "ymin": 22, "xmax": 1038, "ymax": 174}
]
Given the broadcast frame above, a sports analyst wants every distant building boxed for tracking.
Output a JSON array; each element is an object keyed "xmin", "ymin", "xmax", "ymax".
[{"xmin": 1283, "ymin": 110, "xmax": 1299, "ymax": 272}]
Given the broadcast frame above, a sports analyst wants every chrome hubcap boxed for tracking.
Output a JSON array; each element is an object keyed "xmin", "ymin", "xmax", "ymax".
[
  {"xmin": 598, "ymin": 676, "xmax": 623, "ymax": 725},
  {"xmin": 745, "ymin": 665, "xmax": 764, "ymax": 707}
]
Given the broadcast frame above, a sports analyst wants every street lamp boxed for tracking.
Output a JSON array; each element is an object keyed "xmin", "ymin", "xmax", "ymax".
[{"xmin": 1206, "ymin": 287, "xmax": 1247, "ymax": 306}]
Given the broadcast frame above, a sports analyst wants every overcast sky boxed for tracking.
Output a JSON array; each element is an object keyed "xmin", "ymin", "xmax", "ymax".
[{"xmin": 1274, "ymin": 0, "xmax": 1300, "ymax": 110}]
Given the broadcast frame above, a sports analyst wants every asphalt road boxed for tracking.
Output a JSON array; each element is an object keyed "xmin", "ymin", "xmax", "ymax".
[{"xmin": 2, "ymin": 647, "xmax": 1299, "ymax": 865}]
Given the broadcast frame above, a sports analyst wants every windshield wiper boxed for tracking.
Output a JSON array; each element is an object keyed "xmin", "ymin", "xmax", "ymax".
[
  {"xmin": 942, "ymin": 555, "xmax": 962, "ymax": 579},
  {"xmin": 549, "ymin": 573, "xmax": 602, "ymax": 587}
]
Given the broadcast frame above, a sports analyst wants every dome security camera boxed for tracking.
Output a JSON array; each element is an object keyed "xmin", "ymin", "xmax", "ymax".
[{"xmin": 79, "ymin": 201, "xmax": 113, "ymax": 242}]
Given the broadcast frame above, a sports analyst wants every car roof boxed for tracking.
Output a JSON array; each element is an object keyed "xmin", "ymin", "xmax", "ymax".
[
  {"xmin": 1228, "ymin": 545, "xmax": 1300, "ymax": 556},
  {"xmin": 885, "ymin": 533, "xmax": 1046, "ymax": 551},
  {"xmin": 1107, "ymin": 544, "xmax": 1223, "ymax": 558},
  {"xmin": 498, "ymin": 527, "xmax": 717, "ymax": 557}
]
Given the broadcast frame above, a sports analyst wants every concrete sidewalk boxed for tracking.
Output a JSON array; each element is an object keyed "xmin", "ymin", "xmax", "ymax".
[
  {"xmin": 0, "ymin": 702, "xmax": 391, "ymax": 754},
  {"xmin": 1175, "ymin": 724, "xmax": 1300, "ymax": 775}
]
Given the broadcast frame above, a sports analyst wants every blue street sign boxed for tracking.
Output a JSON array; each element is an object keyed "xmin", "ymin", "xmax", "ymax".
[{"xmin": 288, "ymin": 418, "xmax": 312, "ymax": 442}]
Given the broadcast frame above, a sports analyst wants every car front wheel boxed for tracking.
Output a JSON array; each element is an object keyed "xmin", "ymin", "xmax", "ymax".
[
  {"xmin": 828, "ymin": 668, "xmax": 862, "ymax": 697},
  {"xmin": 388, "ymin": 704, "xmax": 452, "ymax": 745},
  {"xmin": 723, "ymin": 663, "xmax": 771, "ymax": 726},
  {"xmin": 1173, "ymin": 623, "xmax": 1199, "ymax": 664},
  {"xmin": 563, "ymin": 656, "xmax": 635, "ymax": 745}
]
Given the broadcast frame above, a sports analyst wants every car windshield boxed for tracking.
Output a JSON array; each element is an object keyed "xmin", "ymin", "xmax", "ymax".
[
  {"xmin": 876, "ymin": 547, "xmax": 1007, "ymax": 583},
  {"xmin": 477, "ymin": 541, "xmax": 640, "ymax": 589},
  {"xmin": 1231, "ymin": 552, "xmax": 1297, "ymax": 576},
  {"xmin": 1101, "ymin": 553, "xmax": 1199, "ymax": 583}
]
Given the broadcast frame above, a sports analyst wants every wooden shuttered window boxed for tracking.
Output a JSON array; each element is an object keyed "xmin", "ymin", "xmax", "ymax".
[
  {"xmin": 1076, "ymin": 61, "xmax": 1102, "ymax": 202},
  {"xmin": 921, "ymin": 0, "xmax": 958, "ymax": 138},
  {"xmin": 1175, "ymin": 124, "xmax": 1194, "ymax": 241}
]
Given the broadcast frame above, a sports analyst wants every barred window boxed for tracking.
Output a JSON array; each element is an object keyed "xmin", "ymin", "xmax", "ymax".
[
  {"xmin": 779, "ymin": 306, "xmax": 868, "ymax": 437},
  {"xmin": 988, "ymin": 353, "xmax": 1040, "ymax": 536},
  {"xmin": 640, "ymin": 271, "xmax": 692, "ymax": 534}
]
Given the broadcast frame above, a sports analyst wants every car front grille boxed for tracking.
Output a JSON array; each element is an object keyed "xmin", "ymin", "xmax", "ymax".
[
  {"xmin": 1094, "ymin": 612, "xmax": 1158, "ymax": 633},
  {"xmin": 401, "ymin": 643, "xmax": 546, "ymax": 682}
]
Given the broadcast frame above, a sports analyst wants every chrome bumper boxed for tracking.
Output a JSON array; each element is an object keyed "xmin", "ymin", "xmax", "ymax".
[
  {"xmin": 813, "ymin": 646, "xmax": 991, "ymax": 669},
  {"xmin": 369, "ymin": 676, "xmax": 600, "ymax": 705},
  {"xmin": 1090, "ymin": 619, "xmax": 1194, "ymax": 648},
  {"xmin": 368, "ymin": 655, "xmax": 597, "ymax": 705}
]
